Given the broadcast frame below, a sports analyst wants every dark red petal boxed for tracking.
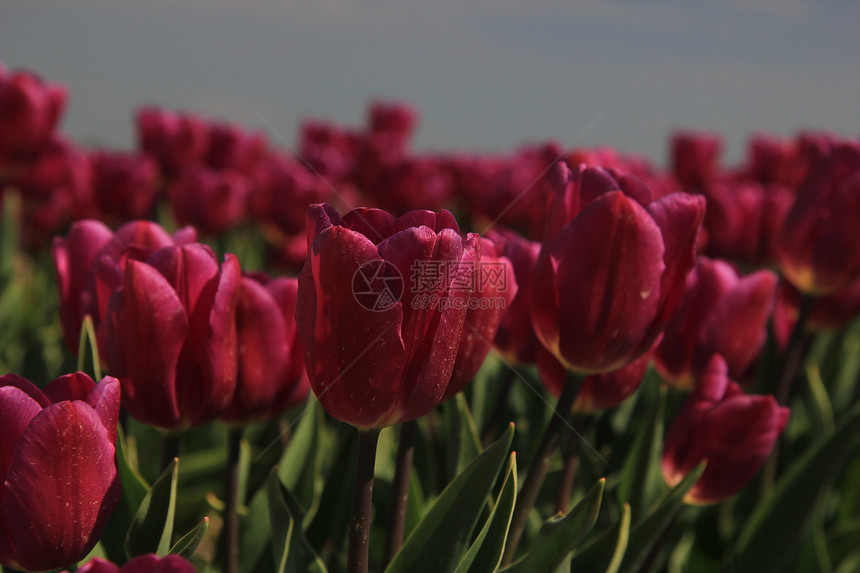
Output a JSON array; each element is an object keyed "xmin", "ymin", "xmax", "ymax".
[
  {"xmin": 554, "ymin": 191, "xmax": 665, "ymax": 372},
  {"xmin": 2, "ymin": 402, "xmax": 120, "ymax": 572},
  {"xmin": 0, "ymin": 386, "xmax": 43, "ymax": 485},
  {"xmin": 42, "ymin": 371, "xmax": 97, "ymax": 403},
  {"xmin": 297, "ymin": 226, "xmax": 406, "ymax": 428},
  {"xmin": 102, "ymin": 260, "xmax": 188, "ymax": 429}
]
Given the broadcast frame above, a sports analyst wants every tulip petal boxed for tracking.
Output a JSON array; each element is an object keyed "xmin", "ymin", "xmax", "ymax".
[
  {"xmin": 647, "ymin": 193, "xmax": 706, "ymax": 330},
  {"xmin": 0, "ymin": 386, "xmax": 43, "ymax": 484},
  {"xmin": 77, "ymin": 557, "xmax": 121, "ymax": 573},
  {"xmin": 103, "ymin": 260, "xmax": 188, "ymax": 429},
  {"xmin": 554, "ymin": 191, "xmax": 665, "ymax": 372},
  {"xmin": 297, "ymin": 225, "xmax": 406, "ymax": 428},
  {"xmin": 2, "ymin": 402, "xmax": 120, "ymax": 572},
  {"xmin": 42, "ymin": 371, "xmax": 97, "ymax": 403},
  {"xmin": 85, "ymin": 376, "xmax": 121, "ymax": 440}
]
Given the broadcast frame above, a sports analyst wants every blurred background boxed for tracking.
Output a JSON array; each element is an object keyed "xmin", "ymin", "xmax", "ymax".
[{"xmin": 2, "ymin": 0, "xmax": 859, "ymax": 164}]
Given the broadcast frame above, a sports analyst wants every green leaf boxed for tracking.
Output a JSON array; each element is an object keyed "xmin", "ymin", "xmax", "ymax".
[
  {"xmin": 443, "ymin": 392, "xmax": 484, "ymax": 479},
  {"xmin": 169, "ymin": 517, "xmax": 210, "ymax": 560},
  {"xmin": 240, "ymin": 485, "xmax": 274, "ymax": 573},
  {"xmin": 452, "ymin": 452, "xmax": 518, "ymax": 573},
  {"xmin": 117, "ymin": 425, "xmax": 150, "ymax": 514},
  {"xmin": 267, "ymin": 471, "xmax": 327, "ymax": 573},
  {"xmin": 569, "ymin": 503, "xmax": 631, "ymax": 573},
  {"xmin": 571, "ymin": 463, "xmax": 703, "ymax": 573},
  {"xmin": 76, "ymin": 314, "xmax": 102, "ymax": 380},
  {"xmin": 277, "ymin": 400, "xmax": 322, "ymax": 519},
  {"xmin": 125, "ymin": 457, "xmax": 179, "ymax": 558},
  {"xmin": 729, "ymin": 405, "xmax": 860, "ymax": 573},
  {"xmin": 616, "ymin": 385, "xmax": 665, "ymax": 512},
  {"xmin": 506, "ymin": 478, "xmax": 604, "ymax": 573},
  {"xmin": 306, "ymin": 430, "xmax": 357, "ymax": 553},
  {"xmin": 385, "ymin": 424, "xmax": 515, "ymax": 573},
  {"xmin": 806, "ymin": 365, "xmax": 835, "ymax": 434}
]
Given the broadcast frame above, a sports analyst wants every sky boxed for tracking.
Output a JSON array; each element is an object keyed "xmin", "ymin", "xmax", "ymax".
[{"xmin": 2, "ymin": 0, "xmax": 859, "ymax": 166}]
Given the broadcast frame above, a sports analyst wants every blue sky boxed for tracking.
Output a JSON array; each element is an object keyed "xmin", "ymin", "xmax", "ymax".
[{"xmin": 2, "ymin": 0, "xmax": 858, "ymax": 165}]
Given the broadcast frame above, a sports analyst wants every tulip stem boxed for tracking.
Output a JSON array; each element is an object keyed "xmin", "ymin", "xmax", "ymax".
[
  {"xmin": 762, "ymin": 293, "xmax": 814, "ymax": 496},
  {"xmin": 348, "ymin": 428, "xmax": 380, "ymax": 573},
  {"xmin": 160, "ymin": 431, "xmax": 183, "ymax": 473},
  {"xmin": 554, "ymin": 413, "xmax": 587, "ymax": 514},
  {"xmin": 383, "ymin": 420, "xmax": 417, "ymax": 566},
  {"xmin": 502, "ymin": 372, "xmax": 585, "ymax": 566},
  {"xmin": 224, "ymin": 426, "xmax": 243, "ymax": 573}
]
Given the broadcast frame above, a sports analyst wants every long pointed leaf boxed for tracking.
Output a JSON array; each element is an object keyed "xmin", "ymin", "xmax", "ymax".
[
  {"xmin": 385, "ymin": 424, "xmax": 515, "ymax": 573},
  {"xmin": 169, "ymin": 517, "xmax": 209, "ymax": 560},
  {"xmin": 730, "ymin": 406, "xmax": 860, "ymax": 573},
  {"xmin": 453, "ymin": 452, "xmax": 518, "ymax": 573},
  {"xmin": 125, "ymin": 458, "xmax": 179, "ymax": 558},
  {"xmin": 267, "ymin": 471, "xmax": 327, "ymax": 573},
  {"xmin": 507, "ymin": 478, "xmax": 605, "ymax": 573}
]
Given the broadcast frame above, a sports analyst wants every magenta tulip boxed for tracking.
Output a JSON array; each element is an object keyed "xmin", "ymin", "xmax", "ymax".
[
  {"xmin": 531, "ymin": 162, "xmax": 705, "ymax": 374},
  {"xmin": 0, "ymin": 65, "xmax": 66, "ymax": 160},
  {"xmin": 221, "ymin": 274, "xmax": 309, "ymax": 423},
  {"xmin": 662, "ymin": 355, "xmax": 789, "ymax": 504},
  {"xmin": 0, "ymin": 373, "xmax": 120, "ymax": 572},
  {"xmin": 168, "ymin": 167, "xmax": 250, "ymax": 235},
  {"xmin": 655, "ymin": 258, "xmax": 778, "ymax": 388},
  {"xmin": 89, "ymin": 151, "xmax": 160, "ymax": 222},
  {"xmin": 297, "ymin": 204, "xmax": 485, "ymax": 428},
  {"xmin": 100, "ymin": 243, "xmax": 241, "ymax": 429}
]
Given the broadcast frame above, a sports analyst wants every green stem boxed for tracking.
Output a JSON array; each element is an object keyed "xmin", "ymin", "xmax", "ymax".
[
  {"xmin": 502, "ymin": 373, "xmax": 584, "ymax": 565},
  {"xmin": 160, "ymin": 431, "xmax": 183, "ymax": 474},
  {"xmin": 348, "ymin": 428, "xmax": 381, "ymax": 573},
  {"xmin": 480, "ymin": 367, "xmax": 517, "ymax": 446},
  {"xmin": 383, "ymin": 420, "xmax": 417, "ymax": 566},
  {"xmin": 224, "ymin": 426, "xmax": 244, "ymax": 573},
  {"xmin": 554, "ymin": 413, "xmax": 587, "ymax": 514}
]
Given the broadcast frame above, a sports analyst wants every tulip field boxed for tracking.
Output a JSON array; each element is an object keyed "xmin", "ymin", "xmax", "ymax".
[{"xmin": 1, "ymin": 61, "xmax": 860, "ymax": 573}]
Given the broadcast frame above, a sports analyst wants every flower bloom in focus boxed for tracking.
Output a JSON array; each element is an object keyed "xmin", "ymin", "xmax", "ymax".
[
  {"xmin": 532, "ymin": 162, "xmax": 705, "ymax": 374},
  {"xmin": 297, "ymin": 203, "xmax": 491, "ymax": 428},
  {"xmin": 0, "ymin": 373, "xmax": 120, "ymax": 572},
  {"xmin": 661, "ymin": 355, "xmax": 790, "ymax": 505},
  {"xmin": 99, "ymin": 242, "xmax": 241, "ymax": 430}
]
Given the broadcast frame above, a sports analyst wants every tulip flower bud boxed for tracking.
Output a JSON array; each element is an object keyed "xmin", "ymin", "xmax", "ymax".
[
  {"xmin": 655, "ymin": 258, "xmax": 778, "ymax": 388},
  {"xmin": 532, "ymin": 162, "xmax": 705, "ymax": 374},
  {"xmin": 136, "ymin": 107, "xmax": 209, "ymax": 176},
  {"xmin": 205, "ymin": 122, "xmax": 266, "ymax": 174},
  {"xmin": 297, "ymin": 204, "xmax": 490, "ymax": 428},
  {"xmin": 72, "ymin": 554, "xmax": 197, "ymax": 573},
  {"xmin": 220, "ymin": 274, "xmax": 309, "ymax": 423},
  {"xmin": 90, "ymin": 151, "xmax": 160, "ymax": 222},
  {"xmin": 100, "ymin": 243, "xmax": 241, "ymax": 429},
  {"xmin": 662, "ymin": 355, "xmax": 790, "ymax": 504},
  {"xmin": 444, "ymin": 234, "xmax": 518, "ymax": 399},
  {"xmin": 0, "ymin": 66, "xmax": 66, "ymax": 159},
  {"xmin": 776, "ymin": 170, "xmax": 860, "ymax": 295},
  {"xmin": 53, "ymin": 219, "xmax": 197, "ymax": 352},
  {"xmin": 485, "ymin": 228, "xmax": 542, "ymax": 365},
  {"xmin": 670, "ymin": 131, "xmax": 722, "ymax": 191},
  {"xmin": 168, "ymin": 167, "xmax": 250, "ymax": 235},
  {"xmin": 0, "ymin": 373, "xmax": 120, "ymax": 572}
]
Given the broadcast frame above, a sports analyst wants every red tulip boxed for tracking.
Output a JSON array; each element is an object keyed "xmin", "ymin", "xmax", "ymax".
[
  {"xmin": 485, "ymin": 228, "xmax": 542, "ymax": 365},
  {"xmin": 136, "ymin": 107, "xmax": 209, "ymax": 176},
  {"xmin": 532, "ymin": 162, "xmax": 705, "ymax": 374},
  {"xmin": 670, "ymin": 131, "xmax": 722, "ymax": 191},
  {"xmin": 220, "ymin": 274, "xmax": 309, "ymax": 423},
  {"xmin": 662, "ymin": 355, "xmax": 789, "ymax": 504},
  {"xmin": 89, "ymin": 151, "xmax": 160, "ymax": 222},
  {"xmin": 296, "ymin": 204, "xmax": 484, "ymax": 428},
  {"xmin": 205, "ymin": 122, "xmax": 265, "ymax": 174},
  {"xmin": 776, "ymin": 169, "xmax": 860, "ymax": 295},
  {"xmin": 168, "ymin": 167, "xmax": 250, "ymax": 235},
  {"xmin": 73, "ymin": 554, "xmax": 197, "ymax": 573},
  {"xmin": 0, "ymin": 372, "xmax": 120, "ymax": 572},
  {"xmin": 0, "ymin": 65, "xmax": 66, "ymax": 160},
  {"xmin": 655, "ymin": 258, "xmax": 778, "ymax": 389},
  {"xmin": 100, "ymin": 243, "xmax": 241, "ymax": 429},
  {"xmin": 53, "ymin": 219, "xmax": 197, "ymax": 352},
  {"xmin": 444, "ymin": 233, "xmax": 518, "ymax": 399}
]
